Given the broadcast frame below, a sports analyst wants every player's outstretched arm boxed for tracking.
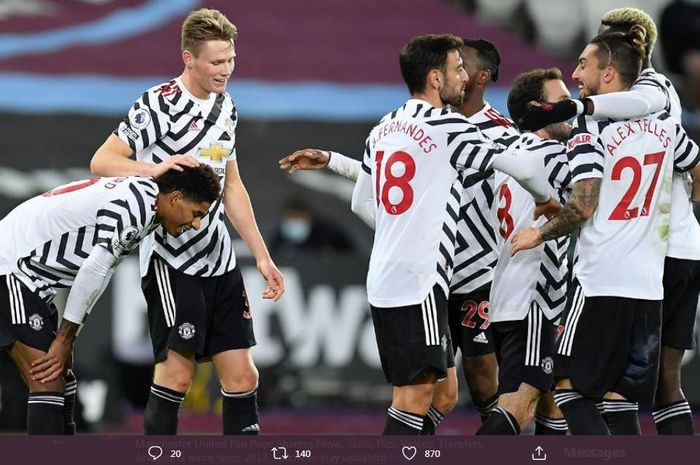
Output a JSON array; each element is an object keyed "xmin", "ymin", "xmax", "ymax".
[
  {"xmin": 29, "ymin": 245, "xmax": 119, "ymax": 382},
  {"xmin": 350, "ymin": 171, "xmax": 375, "ymax": 229},
  {"xmin": 279, "ymin": 148, "xmax": 331, "ymax": 173},
  {"xmin": 224, "ymin": 160, "xmax": 284, "ymax": 301},
  {"xmin": 518, "ymin": 84, "xmax": 667, "ymax": 131},
  {"xmin": 491, "ymin": 150, "xmax": 554, "ymax": 204},
  {"xmin": 91, "ymin": 134, "xmax": 199, "ymax": 178},
  {"xmin": 510, "ymin": 178, "xmax": 600, "ymax": 256},
  {"xmin": 587, "ymin": 85, "xmax": 667, "ymax": 120},
  {"xmin": 279, "ymin": 148, "xmax": 361, "ymax": 181}
]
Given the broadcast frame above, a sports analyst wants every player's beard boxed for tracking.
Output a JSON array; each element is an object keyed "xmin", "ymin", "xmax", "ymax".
[
  {"xmin": 579, "ymin": 80, "xmax": 600, "ymax": 99},
  {"xmin": 441, "ymin": 85, "xmax": 465, "ymax": 107},
  {"xmin": 545, "ymin": 122, "xmax": 572, "ymax": 142}
]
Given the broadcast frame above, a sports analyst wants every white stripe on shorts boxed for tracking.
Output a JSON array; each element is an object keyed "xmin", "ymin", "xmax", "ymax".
[
  {"xmin": 558, "ymin": 284, "xmax": 585, "ymax": 356},
  {"xmin": 7, "ymin": 275, "xmax": 26, "ymax": 325},
  {"xmin": 526, "ymin": 302, "xmax": 543, "ymax": 366},
  {"xmin": 421, "ymin": 289, "xmax": 439, "ymax": 346},
  {"xmin": 154, "ymin": 259, "xmax": 176, "ymax": 328}
]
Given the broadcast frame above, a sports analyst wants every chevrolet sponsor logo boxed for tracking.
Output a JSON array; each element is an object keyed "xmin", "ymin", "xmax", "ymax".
[{"xmin": 199, "ymin": 144, "xmax": 231, "ymax": 161}]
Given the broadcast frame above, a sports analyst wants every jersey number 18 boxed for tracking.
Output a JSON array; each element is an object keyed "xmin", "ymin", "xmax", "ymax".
[{"xmin": 375, "ymin": 150, "xmax": 416, "ymax": 215}]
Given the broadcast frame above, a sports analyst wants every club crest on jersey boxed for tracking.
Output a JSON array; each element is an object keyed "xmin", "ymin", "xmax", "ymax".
[
  {"xmin": 130, "ymin": 108, "xmax": 151, "ymax": 130},
  {"xmin": 28, "ymin": 313, "xmax": 43, "ymax": 331},
  {"xmin": 541, "ymin": 356, "xmax": 554, "ymax": 374},
  {"xmin": 178, "ymin": 322, "xmax": 195, "ymax": 340},
  {"xmin": 441, "ymin": 334, "xmax": 448, "ymax": 352},
  {"xmin": 199, "ymin": 143, "xmax": 231, "ymax": 162}
]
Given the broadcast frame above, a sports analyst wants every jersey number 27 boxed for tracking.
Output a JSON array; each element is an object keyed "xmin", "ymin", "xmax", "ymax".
[{"xmin": 609, "ymin": 151, "xmax": 664, "ymax": 221}]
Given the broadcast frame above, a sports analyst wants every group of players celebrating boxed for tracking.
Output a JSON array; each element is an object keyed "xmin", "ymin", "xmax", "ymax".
[
  {"xmin": 280, "ymin": 7, "xmax": 700, "ymax": 436},
  {"xmin": 0, "ymin": 6, "xmax": 698, "ymax": 437}
]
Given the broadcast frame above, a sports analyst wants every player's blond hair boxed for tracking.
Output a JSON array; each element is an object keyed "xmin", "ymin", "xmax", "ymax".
[
  {"xmin": 601, "ymin": 8, "xmax": 657, "ymax": 61},
  {"xmin": 181, "ymin": 8, "xmax": 238, "ymax": 56}
]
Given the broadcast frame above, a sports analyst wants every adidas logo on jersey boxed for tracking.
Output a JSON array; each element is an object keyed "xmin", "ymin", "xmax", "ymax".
[
  {"xmin": 242, "ymin": 423, "xmax": 260, "ymax": 433},
  {"xmin": 188, "ymin": 120, "xmax": 200, "ymax": 132},
  {"xmin": 473, "ymin": 332, "xmax": 489, "ymax": 344}
]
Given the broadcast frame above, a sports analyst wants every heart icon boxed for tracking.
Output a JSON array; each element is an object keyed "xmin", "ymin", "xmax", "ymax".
[{"xmin": 401, "ymin": 446, "xmax": 417, "ymax": 461}]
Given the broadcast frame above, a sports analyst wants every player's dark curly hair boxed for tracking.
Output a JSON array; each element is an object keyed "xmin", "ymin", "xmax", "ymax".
[
  {"xmin": 508, "ymin": 67, "xmax": 563, "ymax": 130},
  {"xmin": 155, "ymin": 164, "xmax": 221, "ymax": 204},
  {"xmin": 462, "ymin": 38, "xmax": 501, "ymax": 83},
  {"xmin": 590, "ymin": 25, "xmax": 646, "ymax": 89},
  {"xmin": 399, "ymin": 34, "xmax": 464, "ymax": 94}
]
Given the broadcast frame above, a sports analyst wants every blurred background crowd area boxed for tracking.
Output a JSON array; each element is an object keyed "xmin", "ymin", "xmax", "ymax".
[{"xmin": 0, "ymin": 0, "xmax": 699, "ymax": 434}]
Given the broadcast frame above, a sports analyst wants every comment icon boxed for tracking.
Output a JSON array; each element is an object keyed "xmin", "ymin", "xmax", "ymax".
[{"xmin": 148, "ymin": 446, "xmax": 163, "ymax": 461}]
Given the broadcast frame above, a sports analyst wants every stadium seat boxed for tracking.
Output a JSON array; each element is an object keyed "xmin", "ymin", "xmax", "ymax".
[
  {"xmin": 474, "ymin": 0, "xmax": 523, "ymax": 26},
  {"xmin": 525, "ymin": 0, "xmax": 585, "ymax": 55}
]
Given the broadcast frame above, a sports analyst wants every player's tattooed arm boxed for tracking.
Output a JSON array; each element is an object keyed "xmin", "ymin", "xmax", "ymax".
[
  {"xmin": 510, "ymin": 178, "xmax": 600, "ymax": 256},
  {"xmin": 540, "ymin": 178, "xmax": 600, "ymax": 241}
]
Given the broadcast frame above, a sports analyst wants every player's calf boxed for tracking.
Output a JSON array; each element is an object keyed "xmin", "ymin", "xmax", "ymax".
[
  {"xmin": 214, "ymin": 348, "xmax": 261, "ymax": 435},
  {"xmin": 423, "ymin": 367, "xmax": 458, "ymax": 434},
  {"xmin": 462, "ymin": 353, "xmax": 499, "ymax": 422},
  {"xmin": 9, "ymin": 340, "xmax": 67, "ymax": 434},
  {"xmin": 476, "ymin": 383, "xmax": 539, "ymax": 435},
  {"xmin": 145, "ymin": 350, "xmax": 195, "ymax": 435},
  {"xmin": 553, "ymin": 381, "xmax": 609, "ymax": 435},
  {"xmin": 535, "ymin": 392, "xmax": 567, "ymax": 435},
  {"xmin": 385, "ymin": 377, "xmax": 436, "ymax": 435},
  {"xmin": 602, "ymin": 393, "xmax": 640, "ymax": 435},
  {"xmin": 653, "ymin": 346, "xmax": 694, "ymax": 434}
]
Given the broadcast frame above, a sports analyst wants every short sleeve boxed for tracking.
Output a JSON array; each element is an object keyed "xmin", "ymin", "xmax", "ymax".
[
  {"xmin": 95, "ymin": 180, "xmax": 158, "ymax": 258},
  {"xmin": 114, "ymin": 88, "xmax": 172, "ymax": 153},
  {"xmin": 567, "ymin": 116, "xmax": 605, "ymax": 184}
]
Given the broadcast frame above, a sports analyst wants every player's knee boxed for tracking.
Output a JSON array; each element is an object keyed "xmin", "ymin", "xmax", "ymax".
[
  {"xmin": 27, "ymin": 377, "xmax": 65, "ymax": 394},
  {"xmin": 433, "ymin": 387, "xmax": 458, "ymax": 414},
  {"xmin": 499, "ymin": 393, "xmax": 537, "ymax": 429},
  {"xmin": 220, "ymin": 365, "xmax": 259, "ymax": 393},
  {"xmin": 536, "ymin": 393, "xmax": 562, "ymax": 418},
  {"xmin": 394, "ymin": 381, "xmax": 435, "ymax": 412},
  {"xmin": 462, "ymin": 355, "xmax": 498, "ymax": 400},
  {"xmin": 154, "ymin": 365, "xmax": 194, "ymax": 392},
  {"xmin": 655, "ymin": 366, "xmax": 683, "ymax": 406}
]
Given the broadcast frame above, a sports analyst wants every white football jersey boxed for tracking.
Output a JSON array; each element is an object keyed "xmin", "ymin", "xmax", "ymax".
[
  {"xmin": 490, "ymin": 134, "xmax": 571, "ymax": 322},
  {"xmin": 361, "ymin": 99, "xmax": 502, "ymax": 307},
  {"xmin": 632, "ymin": 68, "xmax": 700, "ymax": 260},
  {"xmin": 569, "ymin": 111, "xmax": 700, "ymax": 300},
  {"xmin": 450, "ymin": 102, "xmax": 520, "ymax": 295},
  {"xmin": 0, "ymin": 177, "xmax": 159, "ymax": 302},
  {"xmin": 115, "ymin": 76, "xmax": 237, "ymax": 277}
]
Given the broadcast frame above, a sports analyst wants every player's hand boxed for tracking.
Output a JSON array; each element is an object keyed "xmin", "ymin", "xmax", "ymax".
[
  {"xmin": 510, "ymin": 227, "xmax": 543, "ymax": 257},
  {"xmin": 279, "ymin": 149, "xmax": 330, "ymax": 173},
  {"xmin": 517, "ymin": 99, "xmax": 584, "ymax": 131},
  {"xmin": 29, "ymin": 337, "xmax": 73, "ymax": 383},
  {"xmin": 534, "ymin": 197, "xmax": 562, "ymax": 220},
  {"xmin": 149, "ymin": 154, "xmax": 200, "ymax": 178},
  {"xmin": 257, "ymin": 259, "xmax": 285, "ymax": 301}
]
